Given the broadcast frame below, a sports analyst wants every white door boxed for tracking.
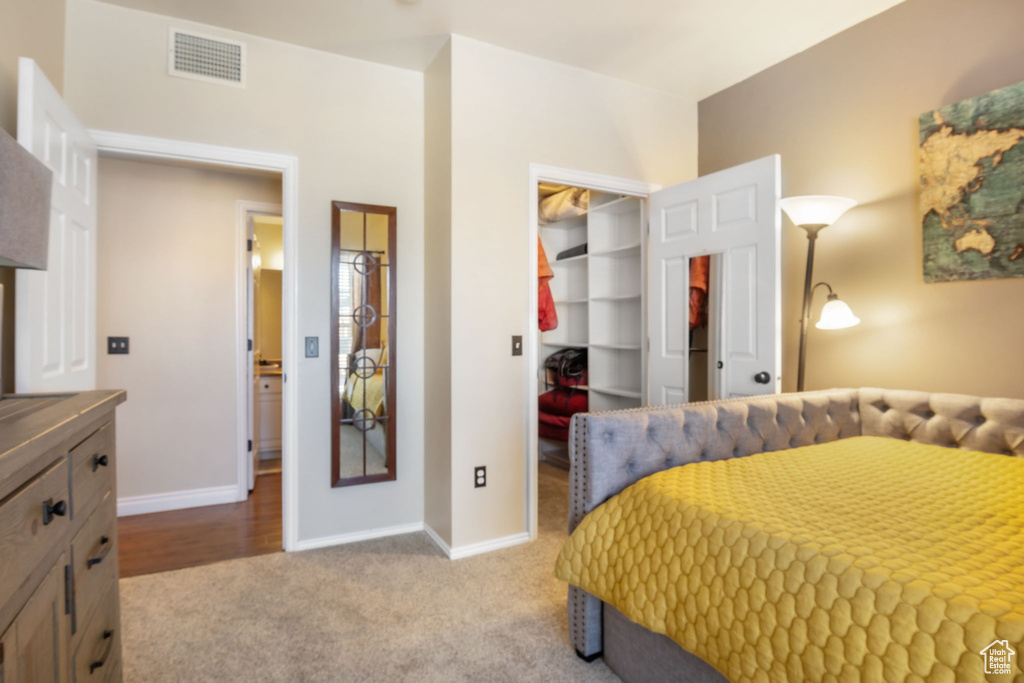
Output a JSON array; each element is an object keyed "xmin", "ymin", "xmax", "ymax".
[
  {"xmin": 648, "ymin": 155, "xmax": 781, "ymax": 404},
  {"xmin": 15, "ymin": 58, "xmax": 98, "ymax": 393},
  {"xmin": 247, "ymin": 222, "xmax": 261, "ymax": 491}
]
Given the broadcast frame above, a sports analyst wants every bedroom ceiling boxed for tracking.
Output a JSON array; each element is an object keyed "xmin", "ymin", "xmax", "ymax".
[{"xmin": 98, "ymin": 0, "xmax": 906, "ymax": 100}]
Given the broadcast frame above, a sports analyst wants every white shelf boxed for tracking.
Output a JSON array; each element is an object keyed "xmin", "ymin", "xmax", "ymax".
[
  {"xmin": 541, "ymin": 341, "xmax": 588, "ymax": 348},
  {"xmin": 589, "ymin": 385, "xmax": 642, "ymax": 399},
  {"xmin": 590, "ymin": 195, "xmax": 640, "ymax": 215},
  {"xmin": 537, "ymin": 185, "xmax": 645, "ymax": 426},
  {"xmin": 590, "ymin": 243, "xmax": 640, "ymax": 259},
  {"xmin": 551, "ymin": 253, "xmax": 588, "ymax": 265},
  {"xmin": 540, "ymin": 214, "xmax": 587, "ymax": 231}
]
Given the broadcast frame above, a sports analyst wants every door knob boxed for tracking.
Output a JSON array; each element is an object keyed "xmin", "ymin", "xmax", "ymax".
[{"xmin": 753, "ymin": 371, "xmax": 771, "ymax": 384}]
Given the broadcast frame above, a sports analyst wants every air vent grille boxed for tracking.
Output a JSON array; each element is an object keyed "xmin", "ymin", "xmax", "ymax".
[{"xmin": 169, "ymin": 29, "xmax": 246, "ymax": 87}]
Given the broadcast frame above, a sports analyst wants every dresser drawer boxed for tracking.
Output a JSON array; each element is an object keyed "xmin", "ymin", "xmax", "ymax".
[
  {"xmin": 70, "ymin": 421, "xmax": 114, "ymax": 526},
  {"xmin": 0, "ymin": 459, "xmax": 70, "ymax": 610},
  {"xmin": 71, "ymin": 490, "xmax": 117, "ymax": 640},
  {"xmin": 72, "ymin": 579, "xmax": 120, "ymax": 683}
]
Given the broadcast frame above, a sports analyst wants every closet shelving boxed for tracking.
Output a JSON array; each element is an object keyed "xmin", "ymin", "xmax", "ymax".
[{"xmin": 538, "ymin": 189, "xmax": 646, "ymax": 467}]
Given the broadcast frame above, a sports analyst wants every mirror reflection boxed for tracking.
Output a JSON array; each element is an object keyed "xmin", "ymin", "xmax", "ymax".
[{"xmin": 332, "ymin": 202, "xmax": 396, "ymax": 486}]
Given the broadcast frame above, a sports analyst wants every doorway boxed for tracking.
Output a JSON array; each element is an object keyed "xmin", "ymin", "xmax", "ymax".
[
  {"xmin": 525, "ymin": 158, "xmax": 782, "ymax": 541},
  {"xmin": 243, "ymin": 205, "xmax": 284, "ymax": 490},
  {"xmin": 90, "ymin": 132, "xmax": 299, "ymax": 553},
  {"xmin": 94, "ymin": 157, "xmax": 286, "ymax": 576},
  {"xmin": 526, "ymin": 165, "xmax": 659, "ymax": 539}
]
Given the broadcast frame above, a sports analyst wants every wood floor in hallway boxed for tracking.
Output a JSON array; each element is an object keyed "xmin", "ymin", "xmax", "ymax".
[{"xmin": 118, "ymin": 472, "xmax": 282, "ymax": 578}]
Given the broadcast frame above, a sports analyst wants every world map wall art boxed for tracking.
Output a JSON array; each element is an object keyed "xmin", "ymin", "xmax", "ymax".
[{"xmin": 919, "ymin": 79, "xmax": 1024, "ymax": 283}]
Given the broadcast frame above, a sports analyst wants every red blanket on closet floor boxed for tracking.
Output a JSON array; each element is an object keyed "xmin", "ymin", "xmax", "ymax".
[{"xmin": 538, "ymin": 389, "xmax": 588, "ymax": 442}]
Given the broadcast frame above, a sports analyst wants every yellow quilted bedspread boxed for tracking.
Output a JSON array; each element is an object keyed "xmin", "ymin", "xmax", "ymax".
[{"xmin": 555, "ymin": 436, "xmax": 1024, "ymax": 682}]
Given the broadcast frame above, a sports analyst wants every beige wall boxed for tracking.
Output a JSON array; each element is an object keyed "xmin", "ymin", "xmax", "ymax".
[
  {"xmin": 444, "ymin": 36, "xmax": 698, "ymax": 548},
  {"xmin": 65, "ymin": 0, "xmax": 426, "ymax": 542},
  {"xmin": 698, "ymin": 0, "xmax": 1024, "ymax": 400},
  {"xmin": 0, "ymin": 0, "xmax": 66, "ymax": 393},
  {"xmin": 97, "ymin": 157, "xmax": 281, "ymax": 499},
  {"xmin": 423, "ymin": 41, "xmax": 453, "ymax": 545},
  {"xmin": 260, "ymin": 269, "xmax": 282, "ymax": 360}
]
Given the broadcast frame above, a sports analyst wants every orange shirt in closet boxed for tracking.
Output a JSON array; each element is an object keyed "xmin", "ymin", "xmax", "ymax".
[{"xmin": 538, "ymin": 237, "xmax": 558, "ymax": 331}]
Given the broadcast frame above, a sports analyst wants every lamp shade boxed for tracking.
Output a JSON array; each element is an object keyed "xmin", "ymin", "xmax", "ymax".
[
  {"xmin": 780, "ymin": 195, "xmax": 857, "ymax": 228},
  {"xmin": 816, "ymin": 294, "xmax": 860, "ymax": 329},
  {"xmin": 0, "ymin": 126, "xmax": 51, "ymax": 270}
]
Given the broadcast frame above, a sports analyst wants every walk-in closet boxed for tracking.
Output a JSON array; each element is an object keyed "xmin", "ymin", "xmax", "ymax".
[{"xmin": 535, "ymin": 184, "xmax": 646, "ymax": 468}]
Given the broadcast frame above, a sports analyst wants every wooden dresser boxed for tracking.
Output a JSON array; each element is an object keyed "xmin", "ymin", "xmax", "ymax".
[{"xmin": 0, "ymin": 390, "xmax": 126, "ymax": 683}]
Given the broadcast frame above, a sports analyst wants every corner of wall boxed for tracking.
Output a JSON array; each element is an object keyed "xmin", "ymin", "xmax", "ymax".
[{"xmin": 423, "ymin": 37, "xmax": 454, "ymax": 546}]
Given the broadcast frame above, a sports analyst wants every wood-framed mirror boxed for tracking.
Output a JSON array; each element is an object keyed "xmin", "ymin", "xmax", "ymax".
[{"xmin": 331, "ymin": 201, "xmax": 396, "ymax": 487}]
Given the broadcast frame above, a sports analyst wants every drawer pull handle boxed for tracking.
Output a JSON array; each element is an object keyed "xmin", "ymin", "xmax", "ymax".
[
  {"xmin": 42, "ymin": 498, "xmax": 67, "ymax": 525},
  {"xmin": 88, "ymin": 630, "xmax": 115, "ymax": 674},
  {"xmin": 92, "ymin": 454, "xmax": 109, "ymax": 472},
  {"xmin": 86, "ymin": 535, "xmax": 113, "ymax": 569}
]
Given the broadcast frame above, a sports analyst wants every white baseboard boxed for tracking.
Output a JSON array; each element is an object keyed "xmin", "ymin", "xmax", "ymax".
[
  {"xmin": 117, "ymin": 484, "xmax": 240, "ymax": 517},
  {"xmin": 423, "ymin": 523, "xmax": 453, "ymax": 557},
  {"xmin": 293, "ymin": 522, "xmax": 426, "ymax": 552},
  {"xmin": 438, "ymin": 530, "xmax": 531, "ymax": 560},
  {"xmin": 295, "ymin": 523, "xmax": 529, "ymax": 560}
]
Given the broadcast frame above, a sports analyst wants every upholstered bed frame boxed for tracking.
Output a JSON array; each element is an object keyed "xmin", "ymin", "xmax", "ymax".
[{"xmin": 566, "ymin": 387, "xmax": 1024, "ymax": 679}]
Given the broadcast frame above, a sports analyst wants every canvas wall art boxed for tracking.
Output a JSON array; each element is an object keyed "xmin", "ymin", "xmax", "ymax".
[{"xmin": 919, "ymin": 79, "xmax": 1024, "ymax": 282}]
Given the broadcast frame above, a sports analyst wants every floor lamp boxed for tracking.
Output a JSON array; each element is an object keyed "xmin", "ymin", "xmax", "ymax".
[
  {"xmin": 0, "ymin": 127, "xmax": 53, "ymax": 394},
  {"xmin": 780, "ymin": 196, "xmax": 860, "ymax": 392}
]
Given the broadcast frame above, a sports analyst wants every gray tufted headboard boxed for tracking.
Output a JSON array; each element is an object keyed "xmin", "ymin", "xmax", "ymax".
[{"xmin": 566, "ymin": 387, "xmax": 1024, "ymax": 659}]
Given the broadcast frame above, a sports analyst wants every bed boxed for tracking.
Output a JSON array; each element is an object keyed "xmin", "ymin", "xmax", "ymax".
[{"xmin": 555, "ymin": 388, "xmax": 1024, "ymax": 682}]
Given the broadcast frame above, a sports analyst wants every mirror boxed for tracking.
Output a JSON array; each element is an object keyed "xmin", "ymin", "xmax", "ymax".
[{"xmin": 331, "ymin": 201, "xmax": 396, "ymax": 487}]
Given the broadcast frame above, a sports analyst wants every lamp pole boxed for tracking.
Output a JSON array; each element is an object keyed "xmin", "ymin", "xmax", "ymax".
[{"xmin": 796, "ymin": 224, "xmax": 827, "ymax": 392}]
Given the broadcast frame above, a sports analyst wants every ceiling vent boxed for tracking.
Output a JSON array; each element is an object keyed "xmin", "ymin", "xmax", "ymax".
[{"xmin": 168, "ymin": 28, "xmax": 246, "ymax": 88}]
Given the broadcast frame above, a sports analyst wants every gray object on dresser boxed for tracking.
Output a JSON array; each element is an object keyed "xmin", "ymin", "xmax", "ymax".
[
  {"xmin": 0, "ymin": 390, "xmax": 126, "ymax": 683},
  {"xmin": 566, "ymin": 387, "xmax": 1024, "ymax": 680}
]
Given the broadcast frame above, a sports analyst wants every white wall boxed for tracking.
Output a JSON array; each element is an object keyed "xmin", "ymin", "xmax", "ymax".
[
  {"xmin": 65, "ymin": 0, "xmax": 425, "ymax": 544},
  {"xmin": 97, "ymin": 157, "xmax": 281, "ymax": 501},
  {"xmin": 444, "ymin": 36, "xmax": 698, "ymax": 549}
]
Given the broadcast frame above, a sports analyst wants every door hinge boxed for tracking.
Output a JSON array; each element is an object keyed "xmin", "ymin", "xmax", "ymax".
[
  {"xmin": 248, "ymin": 339, "xmax": 253, "ymax": 352},
  {"xmin": 248, "ymin": 439, "xmax": 253, "ymax": 453},
  {"xmin": 247, "ymin": 239, "xmax": 253, "ymax": 252}
]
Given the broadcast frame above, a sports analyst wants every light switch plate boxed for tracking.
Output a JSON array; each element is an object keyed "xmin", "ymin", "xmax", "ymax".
[
  {"xmin": 305, "ymin": 337, "xmax": 319, "ymax": 358},
  {"xmin": 511, "ymin": 335, "xmax": 523, "ymax": 356},
  {"xmin": 107, "ymin": 337, "xmax": 129, "ymax": 355}
]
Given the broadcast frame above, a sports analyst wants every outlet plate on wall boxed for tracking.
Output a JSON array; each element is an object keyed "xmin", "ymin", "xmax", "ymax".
[{"xmin": 474, "ymin": 466, "xmax": 486, "ymax": 488}]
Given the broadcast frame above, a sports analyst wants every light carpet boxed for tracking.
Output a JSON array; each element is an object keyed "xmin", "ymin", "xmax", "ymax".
[{"xmin": 119, "ymin": 463, "xmax": 619, "ymax": 682}]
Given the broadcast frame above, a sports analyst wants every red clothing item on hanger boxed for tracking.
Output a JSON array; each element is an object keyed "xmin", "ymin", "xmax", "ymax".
[
  {"xmin": 538, "ymin": 237, "xmax": 558, "ymax": 331},
  {"xmin": 689, "ymin": 255, "xmax": 710, "ymax": 330}
]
